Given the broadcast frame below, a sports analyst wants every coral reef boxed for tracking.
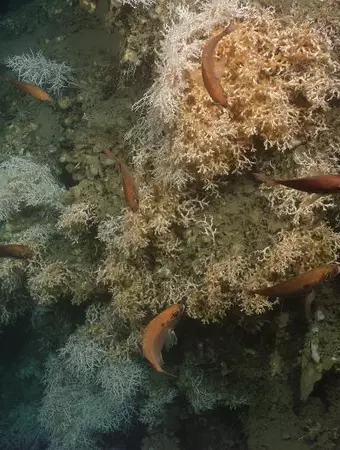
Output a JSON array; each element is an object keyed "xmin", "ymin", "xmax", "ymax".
[
  {"xmin": 2, "ymin": 0, "xmax": 340, "ymax": 448},
  {"xmin": 134, "ymin": 2, "xmax": 339, "ymax": 186}
]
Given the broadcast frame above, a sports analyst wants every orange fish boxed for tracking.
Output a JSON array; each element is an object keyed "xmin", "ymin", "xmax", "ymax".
[
  {"xmin": 201, "ymin": 23, "xmax": 235, "ymax": 106},
  {"xmin": 3, "ymin": 78, "xmax": 53, "ymax": 102},
  {"xmin": 0, "ymin": 244, "xmax": 33, "ymax": 259},
  {"xmin": 248, "ymin": 264, "xmax": 340, "ymax": 298},
  {"xmin": 253, "ymin": 173, "xmax": 340, "ymax": 194},
  {"xmin": 104, "ymin": 149, "xmax": 139, "ymax": 212},
  {"xmin": 142, "ymin": 303, "xmax": 185, "ymax": 377}
]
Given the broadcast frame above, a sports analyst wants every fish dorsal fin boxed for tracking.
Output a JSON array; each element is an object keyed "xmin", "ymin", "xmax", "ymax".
[{"xmin": 164, "ymin": 330, "xmax": 177, "ymax": 351}]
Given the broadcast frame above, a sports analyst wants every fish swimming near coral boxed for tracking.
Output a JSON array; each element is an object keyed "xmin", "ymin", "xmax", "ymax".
[
  {"xmin": 253, "ymin": 173, "xmax": 340, "ymax": 194},
  {"xmin": 104, "ymin": 149, "xmax": 139, "ymax": 212},
  {"xmin": 248, "ymin": 264, "xmax": 340, "ymax": 297},
  {"xmin": 1, "ymin": 78, "xmax": 53, "ymax": 102},
  {"xmin": 142, "ymin": 303, "xmax": 185, "ymax": 377},
  {"xmin": 0, "ymin": 244, "xmax": 33, "ymax": 259},
  {"xmin": 201, "ymin": 23, "xmax": 235, "ymax": 106}
]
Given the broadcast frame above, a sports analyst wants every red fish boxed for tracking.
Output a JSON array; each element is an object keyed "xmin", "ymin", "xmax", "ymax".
[
  {"xmin": 0, "ymin": 244, "xmax": 33, "ymax": 259},
  {"xmin": 253, "ymin": 173, "xmax": 340, "ymax": 194},
  {"xmin": 201, "ymin": 23, "xmax": 235, "ymax": 106},
  {"xmin": 104, "ymin": 149, "xmax": 139, "ymax": 212},
  {"xmin": 142, "ymin": 304, "xmax": 185, "ymax": 377},
  {"xmin": 248, "ymin": 264, "xmax": 340, "ymax": 297},
  {"xmin": 3, "ymin": 78, "xmax": 53, "ymax": 102}
]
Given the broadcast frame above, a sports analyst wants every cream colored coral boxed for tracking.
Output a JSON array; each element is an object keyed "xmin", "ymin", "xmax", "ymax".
[
  {"xmin": 133, "ymin": 2, "xmax": 338, "ymax": 188},
  {"xmin": 97, "ymin": 0, "xmax": 340, "ymax": 327},
  {"xmin": 57, "ymin": 202, "xmax": 97, "ymax": 243},
  {"xmin": 170, "ymin": 12, "xmax": 338, "ymax": 184}
]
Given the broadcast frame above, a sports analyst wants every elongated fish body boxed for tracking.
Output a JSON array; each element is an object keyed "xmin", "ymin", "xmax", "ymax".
[
  {"xmin": 142, "ymin": 304, "xmax": 185, "ymax": 377},
  {"xmin": 201, "ymin": 23, "xmax": 235, "ymax": 106},
  {"xmin": 249, "ymin": 264, "xmax": 340, "ymax": 297},
  {"xmin": 253, "ymin": 173, "xmax": 340, "ymax": 194},
  {"xmin": 6, "ymin": 79, "xmax": 53, "ymax": 102},
  {"xmin": 104, "ymin": 149, "xmax": 139, "ymax": 212},
  {"xmin": 0, "ymin": 244, "xmax": 33, "ymax": 259}
]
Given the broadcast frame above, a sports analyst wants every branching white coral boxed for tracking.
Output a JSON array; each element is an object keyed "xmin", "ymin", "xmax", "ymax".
[
  {"xmin": 5, "ymin": 49, "xmax": 74, "ymax": 96},
  {"xmin": 0, "ymin": 157, "xmax": 64, "ymax": 222},
  {"xmin": 57, "ymin": 203, "xmax": 97, "ymax": 243},
  {"xmin": 133, "ymin": 0, "xmax": 251, "ymax": 124},
  {"xmin": 115, "ymin": 0, "xmax": 155, "ymax": 7}
]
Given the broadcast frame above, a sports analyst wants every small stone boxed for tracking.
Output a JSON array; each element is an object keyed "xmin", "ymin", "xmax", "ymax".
[
  {"xmin": 63, "ymin": 117, "xmax": 73, "ymax": 127},
  {"xmin": 89, "ymin": 165, "xmax": 98, "ymax": 177}
]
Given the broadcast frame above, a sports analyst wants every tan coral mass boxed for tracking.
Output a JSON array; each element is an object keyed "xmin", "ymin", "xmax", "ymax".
[{"xmin": 142, "ymin": 303, "xmax": 184, "ymax": 377}]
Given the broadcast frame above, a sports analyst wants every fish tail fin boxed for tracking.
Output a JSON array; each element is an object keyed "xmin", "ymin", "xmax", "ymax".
[
  {"xmin": 252, "ymin": 173, "xmax": 277, "ymax": 186},
  {"xmin": 156, "ymin": 366, "xmax": 177, "ymax": 378},
  {"xmin": 162, "ymin": 369, "xmax": 178, "ymax": 378}
]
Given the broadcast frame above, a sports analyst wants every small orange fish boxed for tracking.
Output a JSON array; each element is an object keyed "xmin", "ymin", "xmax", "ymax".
[
  {"xmin": 253, "ymin": 173, "xmax": 340, "ymax": 194},
  {"xmin": 104, "ymin": 149, "xmax": 139, "ymax": 212},
  {"xmin": 248, "ymin": 264, "xmax": 340, "ymax": 298},
  {"xmin": 142, "ymin": 303, "xmax": 185, "ymax": 377},
  {"xmin": 0, "ymin": 244, "xmax": 33, "ymax": 259},
  {"xmin": 201, "ymin": 23, "xmax": 235, "ymax": 106},
  {"xmin": 3, "ymin": 78, "xmax": 53, "ymax": 102}
]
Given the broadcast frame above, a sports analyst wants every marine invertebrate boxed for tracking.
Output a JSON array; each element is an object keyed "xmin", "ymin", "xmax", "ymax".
[
  {"xmin": 0, "ymin": 259, "xmax": 29, "ymax": 328},
  {"xmin": 138, "ymin": 378, "xmax": 177, "ymax": 429},
  {"xmin": 57, "ymin": 202, "xmax": 97, "ymax": 243},
  {"xmin": 28, "ymin": 258, "xmax": 97, "ymax": 306},
  {"xmin": 0, "ymin": 156, "xmax": 64, "ymax": 222},
  {"xmin": 134, "ymin": 1, "xmax": 339, "ymax": 186},
  {"xmin": 5, "ymin": 50, "xmax": 74, "ymax": 96},
  {"xmin": 39, "ymin": 332, "xmax": 147, "ymax": 450}
]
